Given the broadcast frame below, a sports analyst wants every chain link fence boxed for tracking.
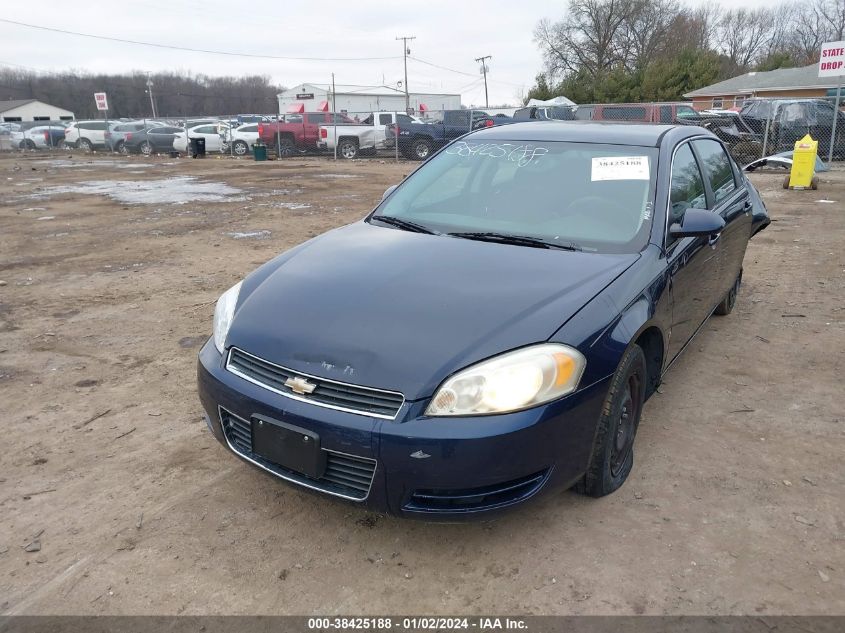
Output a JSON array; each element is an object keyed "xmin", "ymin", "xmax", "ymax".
[{"xmin": 5, "ymin": 99, "xmax": 843, "ymax": 168}]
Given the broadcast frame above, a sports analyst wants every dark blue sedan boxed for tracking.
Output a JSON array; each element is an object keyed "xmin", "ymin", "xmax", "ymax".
[{"xmin": 197, "ymin": 122, "xmax": 769, "ymax": 519}]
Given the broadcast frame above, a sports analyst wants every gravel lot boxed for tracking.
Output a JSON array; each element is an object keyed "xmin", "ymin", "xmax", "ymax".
[{"xmin": 0, "ymin": 151, "xmax": 842, "ymax": 615}]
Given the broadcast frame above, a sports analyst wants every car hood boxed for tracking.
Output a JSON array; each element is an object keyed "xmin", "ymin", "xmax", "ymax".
[{"xmin": 226, "ymin": 222, "xmax": 638, "ymax": 401}]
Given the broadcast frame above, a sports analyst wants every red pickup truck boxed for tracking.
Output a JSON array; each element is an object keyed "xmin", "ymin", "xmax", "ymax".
[{"xmin": 257, "ymin": 112, "xmax": 356, "ymax": 156}]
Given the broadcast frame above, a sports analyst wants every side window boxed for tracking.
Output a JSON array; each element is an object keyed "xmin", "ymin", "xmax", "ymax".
[
  {"xmin": 378, "ymin": 113, "xmax": 392, "ymax": 125},
  {"xmin": 396, "ymin": 114, "xmax": 413, "ymax": 124},
  {"xmin": 669, "ymin": 143, "xmax": 707, "ymax": 230},
  {"xmin": 692, "ymin": 139, "xmax": 736, "ymax": 205},
  {"xmin": 241, "ymin": 125, "xmax": 258, "ymax": 133},
  {"xmin": 447, "ymin": 111, "xmax": 469, "ymax": 127},
  {"xmin": 659, "ymin": 106, "xmax": 673, "ymax": 123}
]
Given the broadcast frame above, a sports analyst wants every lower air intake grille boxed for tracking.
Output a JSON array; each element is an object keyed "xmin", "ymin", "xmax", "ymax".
[
  {"xmin": 226, "ymin": 348, "xmax": 404, "ymax": 419},
  {"xmin": 405, "ymin": 470, "xmax": 549, "ymax": 513},
  {"xmin": 219, "ymin": 408, "xmax": 376, "ymax": 501}
]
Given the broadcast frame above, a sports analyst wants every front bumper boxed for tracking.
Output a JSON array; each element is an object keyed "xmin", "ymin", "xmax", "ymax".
[{"xmin": 197, "ymin": 340, "xmax": 610, "ymax": 519}]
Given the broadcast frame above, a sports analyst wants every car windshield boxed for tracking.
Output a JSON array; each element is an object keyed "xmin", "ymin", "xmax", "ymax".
[{"xmin": 372, "ymin": 140, "xmax": 658, "ymax": 253}]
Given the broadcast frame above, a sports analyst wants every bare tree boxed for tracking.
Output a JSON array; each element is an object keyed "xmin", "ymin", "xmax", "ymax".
[
  {"xmin": 534, "ymin": 0, "xmax": 633, "ymax": 80},
  {"xmin": 622, "ymin": 0, "xmax": 681, "ymax": 72},
  {"xmin": 817, "ymin": 0, "xmax": 845, "ymax": 40},
  {"xmin": 716, "ymin": 8, "xmax": 776, "ymax": 70}
]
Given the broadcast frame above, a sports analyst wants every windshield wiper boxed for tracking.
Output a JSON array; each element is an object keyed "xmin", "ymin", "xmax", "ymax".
[
  {"xmin": 370, "ymin": 215, "xmax": 439, "ymax": 235},
  {"xmin": 448, "ymin": 232, "xmax": 582, "ymax": 251}
]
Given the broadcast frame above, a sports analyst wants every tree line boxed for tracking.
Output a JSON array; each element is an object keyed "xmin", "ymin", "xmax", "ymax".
[
  {"xmin": 528, "ymin": 0, "xmax": 845, "ymax": 104},
  {"xmin": 0, "ymin": 70, "xmax": 284, "ymax": 119}
]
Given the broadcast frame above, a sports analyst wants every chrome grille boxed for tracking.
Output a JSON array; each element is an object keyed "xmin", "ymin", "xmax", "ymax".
[
  {"xmin": 219, "ymin": 408, "xmax": 376, "ymax": 501},
  {"xmin": 226, "ymin": 348, "xmax": 404, "ymax": 419}
]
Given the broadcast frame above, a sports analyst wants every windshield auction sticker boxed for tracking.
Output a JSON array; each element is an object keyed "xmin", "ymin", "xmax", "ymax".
[{"xmin": 591, "ymin": 156, "xmax": 650, "ymax": 181}]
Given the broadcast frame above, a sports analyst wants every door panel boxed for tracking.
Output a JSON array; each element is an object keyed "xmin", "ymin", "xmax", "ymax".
[
  {"xmin": 666, "ymin": 142, "xmax": 720, "ymax": 361},
  {"xmin": 691, "ymin": 139, "xmax": 752, "ymax": 296}
]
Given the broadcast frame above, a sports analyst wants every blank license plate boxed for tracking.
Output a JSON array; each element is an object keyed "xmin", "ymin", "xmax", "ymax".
[{"xmin": 251, "ymin": 415, "xmax": 326, "ymax": 479}]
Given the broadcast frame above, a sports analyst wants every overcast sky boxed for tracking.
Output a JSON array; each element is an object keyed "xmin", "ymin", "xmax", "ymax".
[{"xmin": 2, "ymin": 0, "xmax": 774, "ymax": 108}]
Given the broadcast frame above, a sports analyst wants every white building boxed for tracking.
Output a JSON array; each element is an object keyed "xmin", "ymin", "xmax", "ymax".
[
  {"xmin": 277, "ymin": 83, "xmax": 461, "ymax": 116},
  {"xmin": 0, "ymin": 99, "xmax": 75, "ymax": 122}
]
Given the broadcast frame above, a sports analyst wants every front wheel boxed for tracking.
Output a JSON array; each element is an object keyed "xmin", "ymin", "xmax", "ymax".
[
  {"xmin": 576, "ymin": 345, "xmax": 647, "ymax": 497},
  {"xmin": 232, "ymin": 140, "xmax": 249, "ymax": 156}
]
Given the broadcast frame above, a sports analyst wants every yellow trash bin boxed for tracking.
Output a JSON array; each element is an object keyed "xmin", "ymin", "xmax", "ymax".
[{"xmin": 785, "ymin": 134, "xmax": 819, "ymax": 190}]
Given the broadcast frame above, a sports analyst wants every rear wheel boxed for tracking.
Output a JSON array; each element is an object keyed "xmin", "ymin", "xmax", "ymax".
[
  {"xmin": 715, "ymin": 272, "xmax": 741, "ymax": 316},
  {"xmin": 140, "ymin": 141, "xmax": 153, "ymax": 156},
  {"xmin": 338, "ymin": 138, "xmax": 359, "ymax": 159},
  {"xmin": 116, "ymin": 141, "xmax": 129, "ymax": 155},
  {"xmin": 411, "ymin": 137, "xmax": 433, "ymax": 160},
  {"xmin": 232, "ymin": 140, "xmax": 249, "ymax": 156},
  {"xmin": 22, "ymin": 140, "xmax": 36, "ymax": 150},
  {"xmin": 276, "ymin": 136, "xmax": 295, "ymax": 157},
  {"xmin": 78, "ymin": 138, "xmax": 93, "ymax": 152},
  {"xmin": 576, "ymin": 345, "xmax": 647, "ymax": 497}
]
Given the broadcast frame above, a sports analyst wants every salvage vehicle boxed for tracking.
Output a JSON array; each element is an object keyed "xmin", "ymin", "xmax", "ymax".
[
  {"xmin": 257, "ymin": 112, "xmax": 355, "ymax": 157},
  {"xmin": 122, "ymin": 126, "xmax": 185, "ymax": 155},
  {"xmin": 318, "ymin": 111, "xmax": 415, "ymax": 159},
  {"xmin": 587, "ymin": 102, "xmax": 706, "ymax": 124},
  {"xmin": 739, "ymin": 98, "xmax": 845, "ymax": 158},
  {"xmin": 197, "ymin": 121, "xmax": 769, "ymax": 519},
  {"xmin": 385, "ymin": 109, "xmax": 505, "ymax": 160}
]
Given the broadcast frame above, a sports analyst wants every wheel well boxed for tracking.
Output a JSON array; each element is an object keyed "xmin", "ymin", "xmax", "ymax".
[{"xmin": 634, "ymin": 327, "xmax": 664, "ymax": 400}]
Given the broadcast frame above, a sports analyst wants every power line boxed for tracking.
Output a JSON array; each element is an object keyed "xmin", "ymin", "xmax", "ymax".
[
  {"xmin": 0, "ymin": 18, "xmax": 402, "ymax": 62},
  {"xmin": 408, "ymin": 55, "xmax": 527, "ymax": 88}
]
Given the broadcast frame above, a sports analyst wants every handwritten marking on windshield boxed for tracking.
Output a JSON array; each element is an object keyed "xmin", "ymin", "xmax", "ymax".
[{"xmin": 445, "ymin": 141, "xmax": 549, "ymax": 167}]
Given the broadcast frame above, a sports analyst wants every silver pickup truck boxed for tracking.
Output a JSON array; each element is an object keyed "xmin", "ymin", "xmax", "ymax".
[{"xmin": 318, "ymin": 111, "xmax": 423, "ymax": 158}]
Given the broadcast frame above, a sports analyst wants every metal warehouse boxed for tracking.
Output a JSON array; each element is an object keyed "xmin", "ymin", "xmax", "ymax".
[
  {"xmin": 277, "ymin": 83, "xmax": 461, "ymax": 115},
  {"xmin": 0, "ymin": 99, "xmax": 75, "ymax": 122}
]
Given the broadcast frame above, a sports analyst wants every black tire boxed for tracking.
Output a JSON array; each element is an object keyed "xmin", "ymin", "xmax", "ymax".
[
  {"xmin": 410, "ymin": 137, "xmax": 433, "ymax": 160},
  {"xmin": 338, "ymin": 138, "xmax": 359, "ymax": 159},
  {"xmin": 140, "ymin": 141, "xmax": 153, "ymax": 156},
  {"xmin": 56, "ymin": 139, "xmax": 66, "ymax": 149},
  {"xmin": 78, "ymin": 138, "xmax": 93, "ymax": 152},
  {"xmin": 276, "ymin": 136, "xmax": 295, "ymax": 157},
  {"xmin": 232, "ymin": 140, "xmax": 249, "ymax": 156},
  {"xmin": 576, "ymin": 345, "xmax": 647, "ymax": 498},
  {"xmin": 715, "ymin": 272, "xmax": 741, "ymax": 316},
  {"xmin": 116, "ymin": 141, "xmax": 129, "ymax": 155}
]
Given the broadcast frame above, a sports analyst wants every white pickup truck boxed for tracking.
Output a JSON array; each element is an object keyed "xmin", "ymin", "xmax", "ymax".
[{"xmin": 318, "ymin": 111, "xmax": 423, "ymax": 159}]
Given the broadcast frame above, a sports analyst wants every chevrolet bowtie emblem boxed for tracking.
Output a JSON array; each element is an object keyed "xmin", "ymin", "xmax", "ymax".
[{"xmin": 284, "ymin": 376, "xmax": 317, "ymax": 395}]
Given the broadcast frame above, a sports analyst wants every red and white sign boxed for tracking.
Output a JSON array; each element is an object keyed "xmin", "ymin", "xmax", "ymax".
[
  {"xmin": 819, "ymin": 41, "xmax": 845, "ymax": 77},
  {"xmin": 94, "ymin": 92, "xmax": 109, "ymax": 111}
]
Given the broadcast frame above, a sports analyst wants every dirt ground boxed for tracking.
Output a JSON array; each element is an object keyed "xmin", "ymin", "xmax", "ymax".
[{"xmin": 0, "ymin": 150, "xmax": 842, "ymax": 616}]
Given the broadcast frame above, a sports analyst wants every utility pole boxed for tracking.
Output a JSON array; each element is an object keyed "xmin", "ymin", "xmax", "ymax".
[
  {"xmin": 396, "ymin": 35, "xmax": 415, "ymax": 113},
  {"xmin": 146, "ymin": 77, "xmax": 157, "ymax": 118},
  {"xmin": 475, "ymin": 55, "xmax": 491, "ymax": 108}
]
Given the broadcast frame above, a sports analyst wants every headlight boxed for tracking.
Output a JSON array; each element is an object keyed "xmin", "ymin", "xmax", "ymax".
[
  {"xmin": 212, "ymin": 281, "xmax": 242, "ymax": 354},
  {"xmin": 425, "ymin": 344, "xmax": 586, "ymax": 416}
]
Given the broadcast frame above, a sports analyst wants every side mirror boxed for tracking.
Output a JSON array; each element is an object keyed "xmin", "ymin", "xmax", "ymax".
[
  {"xmin": 382, "ymin": 184, "xmax": 398, "ymax": 200},
  {"xmin": 669, "ymin": 208, "xmax": 725, "ymax": 239}
]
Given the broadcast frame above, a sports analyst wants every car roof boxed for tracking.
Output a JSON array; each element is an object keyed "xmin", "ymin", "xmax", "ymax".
[{"xmin": 467, "ymin": 121, "xmax": 700, "ymax": 146}]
